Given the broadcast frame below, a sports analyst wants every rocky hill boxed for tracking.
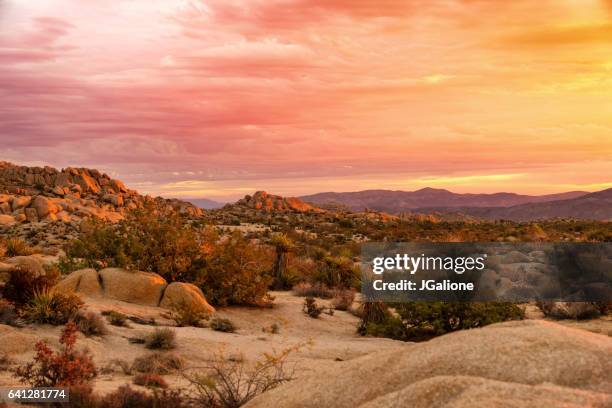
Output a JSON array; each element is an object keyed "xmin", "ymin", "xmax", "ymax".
[
  {"xmin": 0, "ymin": 162, "xmax": 202, "ymax": 243},
  {"xmin": 234, "ymin": 191, "xmax": 322, "ymax": 213}
]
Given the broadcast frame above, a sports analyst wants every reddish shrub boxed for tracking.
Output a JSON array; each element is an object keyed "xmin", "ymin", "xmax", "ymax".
[
  {"xmin": 15, "ymin": 322, "xmax": 97, "ymax": 387},
  {"xmin": 133, "ymin": 372, "xmax": 168, "ymax": 388}
]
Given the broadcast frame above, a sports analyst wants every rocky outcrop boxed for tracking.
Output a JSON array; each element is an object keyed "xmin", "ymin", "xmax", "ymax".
[
  {"xmin": 56, "ymin": 268, "xmax": 213, "ymax": 310},
  {"xmin": 246, "ymin": 320, "xmax": 612, "ymax": 407},
  {"xmin": 236, "ymin": 191, "xmax": 322, "ymax": 213},
  {"xmin": 0, "ymin": 162, "xmax": 203, "ymax": 227},
  {"xmin": 0, "ymin": 162, "xmax": 204, "ymax": 247},
  {"xmin": 99, "ymin": 268, "xmax": 168, "ymax": 307},
  {"xmin": 159, "ymin": 282, "xmax": 215, "ymax": 314}
]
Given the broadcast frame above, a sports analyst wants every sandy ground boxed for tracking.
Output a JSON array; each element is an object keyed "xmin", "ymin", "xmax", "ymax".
[
  {"xmin": 0, "ymin": 292, "xmax": 404, "ymax": 395},
  {"xmin": 0, "ymin": 294, "xmax": 609, "ymax": 397}
]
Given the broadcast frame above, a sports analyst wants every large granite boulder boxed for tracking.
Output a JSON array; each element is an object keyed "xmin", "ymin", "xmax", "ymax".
[
  {"xmin": 99, "ymin": 268, "xmax": 167, "ymax": 306},
  {"xmin": 160, "ymin": 282, "xmax": 215, "ymax": 314}
]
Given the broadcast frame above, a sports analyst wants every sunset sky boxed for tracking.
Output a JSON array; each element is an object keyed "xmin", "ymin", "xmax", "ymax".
[{"xmin": 1, "ymin": 0, "xmax": 611, "ymax": 201}]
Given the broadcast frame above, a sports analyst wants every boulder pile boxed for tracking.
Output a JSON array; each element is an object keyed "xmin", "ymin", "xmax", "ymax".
[
  {"xmin": 0, "ymin": 161, "xmax": 202, "ymax": 226},
  {"xmin": 236, "ymin": 191, "xmax": 322, "ymax": 213},
  {"xmin": 56, "ymin": 267, "xmax": 215, "ymax": 313}
]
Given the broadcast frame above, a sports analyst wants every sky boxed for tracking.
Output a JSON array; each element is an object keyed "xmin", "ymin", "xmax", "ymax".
[{"xmin": 0, "ymin": 0, "xmax": 611, "ymax": 201}]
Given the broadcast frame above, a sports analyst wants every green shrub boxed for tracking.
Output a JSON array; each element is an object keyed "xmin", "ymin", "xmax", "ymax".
[
  {"xmin": 145, "ymin": 328, "xmax": 177, "ymax": 350},
  {"xmin": 313, "ymin": 256, "xmax": 360, "ymax": 289},
  {"xmin": 360, "ymin": 302, "xmax": 525, "ymax": 342},
  {"xmin": 210, "ymin": 317, "xmax": 236, "ymax": 333},
  {"xmin": 24, "ymin": 289, "xmax": 83, "ymax": 325}
]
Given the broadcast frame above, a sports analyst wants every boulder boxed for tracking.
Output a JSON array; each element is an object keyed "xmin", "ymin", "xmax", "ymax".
[
  {"xmin": 246, "ymin": 320, "xmax": 612, "ymax": 408},
  {"xmin": 0, "ymin": 214, "xmax": 15, "ymax": 226},
  {"xmin": 160, "ymin": 282, "xmax": 215, "ymax": 314},
  {"xmin": 537, "ymin": 301, "xmax": 601, "ymax": 319},
  {"xmin": 56, "ymin": 268, "xmax": 103, "ymax": 297},
  {"xmin": 99, "ymin": 268, "xmax": 168, "ymax": 306},
  {"xmin": 74, "ymin": 172, "xmax": 100, "ymax": 194},
  {"xmin": 103, "ymin": 193, "xmax": 124, "ymax": 207},
  {"xmin": 25, "ymin": 207, "xmax": 38, "ymax": 223},
  {"xmin": 11, "ymin": 195, "xmax": 31, "ymax": 211},
  {"xmin": 0, "ymin": 202, "xmax": 10, "ymax": 214},
  {"xmin": 31, "ymin": 196, "xmax": 59, "ymax": 218},
  {"xmin": 0, "ymin": 194, "xmax": 11, "ymax": 204}
]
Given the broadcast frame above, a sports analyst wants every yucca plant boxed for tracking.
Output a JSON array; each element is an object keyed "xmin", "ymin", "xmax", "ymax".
[{"xmin": 24, "ymin": 288, "xmax": 83, "ymax": 325}]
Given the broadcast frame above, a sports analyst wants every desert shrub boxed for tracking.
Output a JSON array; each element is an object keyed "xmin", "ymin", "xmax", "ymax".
[
  {"xmin": 71, "ymin": 385, "xmax": 188, "ymax": 408},
  {"xmin": 3, "ymin": 237, "xmax": 35, "ymax": 257},
  {"xmin": 292, "ymin": 282, "xmax": 335, "ymax": 298},
  {"xmin": 0, "ymin": 299, "xmax": 21, "ymax": 327},
  {"xmin": 132, "ymin": 352, "xmax": 185, "ymax": 375},
  {"xmin": 102, "ymin": 310, "xmax": 130, "ymax": 327},
  {"xmin": 63, "ymin": 209, "xmax": 201, "ymax": 282},
  {"xmin": 63, "ymin": 209, "xmax": 274, "ymax": 308},
  {"xmin": 210, "ymin": 317, "xmax": 236, "ymax": 333},
  {"xmin": 360, "ymin": 302, "xmax": 388, "ymax": 325},
  {"xmin": 23, "ymin": 289, "xmax": 83, "ymax": 325},
  {"xmin": 361, "ymin": 302, "xmax": 525, "ymax": 342},
  {"xmin": 145, "ymin": 328, "xmax": 177, "ymax": 350},
  {"xmin": 74, "ymin": 311, "xmax": 108, "ymax": 336},
  {"xmin": 3, "ymin": 263, "xmax": 59, "ymax": 306},
  {"xmin": 198, "ymin": 232, "xmax": 273, "ymax": 307},
  {"xmin": 15, "ymin": 322, "xmax": 97, "ymax": 386},
  {"xmin": 133, "ymin": 372, "xmax": 168, "ymax": 389},
  {"xmin": 184, "ymin": 347, "xmax": 297, "ymax": 408},
  {"xmin": 262, "ymin": 323, "xmax": 280, "ymax": 334},
  {"xmin": 167, "ymin": 299, "xmax": 211, "ymax": 327},
  {"xmin": 331, "ymin": 289, "xmax": 355, "ymax": 311},
  {"xmin": 302, "ymin": 297, "xmax": 324, "ymax": 319},
  {"xmin": 312, "ymin": 256, "xmax": 360, "ymax": 290}
]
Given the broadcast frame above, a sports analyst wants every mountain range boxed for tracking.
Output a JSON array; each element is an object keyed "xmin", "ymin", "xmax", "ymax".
[{"xmin": 300, "ymin": 188, "xmax": 612, "ymax": 221}]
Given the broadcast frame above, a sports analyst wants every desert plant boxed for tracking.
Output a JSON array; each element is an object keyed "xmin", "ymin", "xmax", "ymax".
[
  {"xmin": 132, "ymin": 352, "xmax": 185, "ymax": 375},
  {"xmin": 184, "ymin": 347, "xmax": 297, "ymax": 408},
  {"xmin": 198, "ymin": 231, "xmax": 274, "ymax": 307},
  {"xmin": 70, "ymin": 384, "xmax": 188, "ymax": 408},
  {"xmin": 302, "ymin": 297, "xmax": 324, "ymax": 318},
  {"xmin": 23, "ymin": 288, "xmax": 83, "ymax": 325},
  {"xmin": 15, "ymin": 322, "xmax": 97, "ymax": 387},
  {"xmin": 210, "ymin": 317, "xmax": 236, "ymax": 333},
  {"xmin": 3, "ymin": 263, "xmax": 59, "ymax": 306},
  {"xmin": 0, "ymin": 299, "xmax": 22, "ymax": 327},
  {"xmin": 145, "ymin": 328, "xmax": 177, "ymax": 350},
  {"xmin": 330, "ymin": 289, "xmax": 355, "ymax": 311},
  {"xmin": 102, "ymin": 310, "xmax": 130, "ymax": 327},
  {"xmin": 292, "ymin": 282, "xmax": 335, "ymax": 299},
  {"xmin": 74, "ymin": 311, "xmax": 108, "ymax": 336},
  {"xmin": 133, "ymin": 372, "xmax": 168, "ymax": 389},
  {"xmin": 361, "ymin": 302, "xmax": 525, "ymax": 342},
  {"xmin": 3, "ymin": 237, "xmax": 35, "ymax": 257},
  {"xmin": 167, "ymin": 299, "xmax": 211, "ymax": 327}
]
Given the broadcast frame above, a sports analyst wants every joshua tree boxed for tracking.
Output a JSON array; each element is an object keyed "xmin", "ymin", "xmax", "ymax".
[{"xmin": 271, "ymin": 234, "xmax": 294, "ymax": 290}]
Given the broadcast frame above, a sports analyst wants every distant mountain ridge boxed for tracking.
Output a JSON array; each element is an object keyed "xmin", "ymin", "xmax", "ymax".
[
  {"xmin": 437, "ymin": 188, "xmax": 612, "ymax": 221},
  {"xmin": 300, "ymin": 188, "xmax": 589, "ymax": 213},
  {"xmin": 185, "ymin": 198, "xmax": 226, "ymax": 210}
]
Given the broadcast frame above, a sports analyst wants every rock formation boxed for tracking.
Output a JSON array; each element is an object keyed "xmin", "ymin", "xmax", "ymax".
[{"xmin": 235, "ymin": 191, "xmax": 321, "ymax": 213}]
